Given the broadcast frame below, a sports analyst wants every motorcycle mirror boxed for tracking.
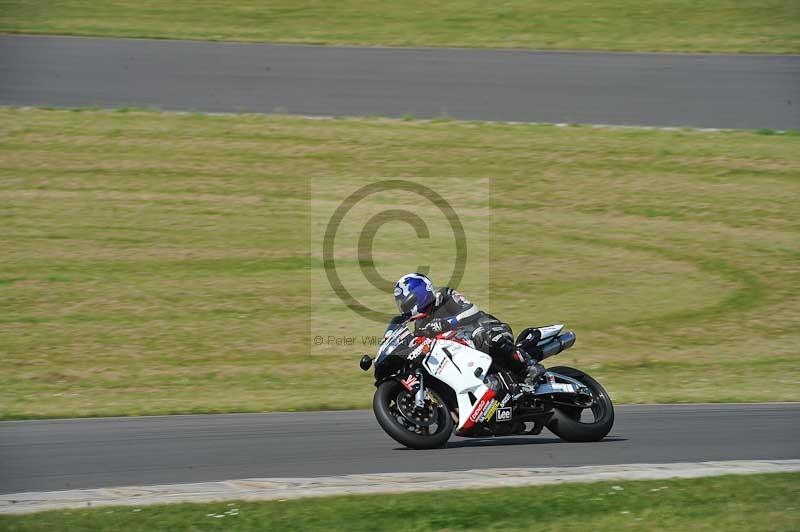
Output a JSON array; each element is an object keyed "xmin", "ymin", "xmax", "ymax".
[
  {"xmin": 399, "ymin": 292, "xmax": 417, "ymax": 314},
  {"xmin": 359, "ymin": 355, "xmax": 373, "ymax": 371}
]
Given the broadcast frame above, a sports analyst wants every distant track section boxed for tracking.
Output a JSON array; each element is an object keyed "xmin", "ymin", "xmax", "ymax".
[{"xmin": 1, "ymin": 35, "xmax": 798, "ymax": 129}]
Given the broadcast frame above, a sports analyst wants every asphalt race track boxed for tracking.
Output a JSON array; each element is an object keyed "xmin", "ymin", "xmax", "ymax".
[
  {"xmin": 1, "ymin": 35, "xmax": 799, "ymax": 498},
  {"xmin": 1, "ymin": 404, "xmax": 798, "ymax": 494},
  {"xmin": 1, "ymin": 35, "xmax": 798, "ymax": 129}
]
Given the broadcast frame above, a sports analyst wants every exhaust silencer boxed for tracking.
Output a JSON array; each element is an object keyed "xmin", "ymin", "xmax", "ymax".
[{"xmin": 538, "ymin": 331, "xmax": 576, "ymax": 361}]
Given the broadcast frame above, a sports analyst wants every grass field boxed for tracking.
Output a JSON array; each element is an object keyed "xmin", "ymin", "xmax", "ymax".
[
  {"xmin": 1, "ymin": 0, "xmax": 798, "ymax": 54},
  {"xmin": 1, "ymin": 473, "xmax": 798, "ymax": 531},
  {"xmin": 0, "ymin": 107, "xmax": 799, "ymax": 419}
]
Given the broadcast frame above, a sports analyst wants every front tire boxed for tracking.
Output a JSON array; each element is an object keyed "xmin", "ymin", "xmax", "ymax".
[
  {"xmin": 373, "ymin": 379, "xmax": 453, "ymax": 449},
  {"xmin": 545, "ymin": 366, "xmax": 614, "ymax": 442}
]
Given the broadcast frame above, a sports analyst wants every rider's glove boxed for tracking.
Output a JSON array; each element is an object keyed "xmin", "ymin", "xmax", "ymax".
[{"xmin": 418, "ymin": 317, "xmax": 456, "ymax": 336}]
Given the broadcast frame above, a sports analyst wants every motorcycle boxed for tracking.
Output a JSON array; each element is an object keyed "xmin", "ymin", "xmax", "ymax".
[{"xmin": 359, "ymin": 293, "xmax": 614, "ymax": 449}]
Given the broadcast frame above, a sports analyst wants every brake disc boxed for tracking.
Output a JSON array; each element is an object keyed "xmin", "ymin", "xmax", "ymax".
[{"xmin": 395, "ymin": 390, "xmax": 439, "ymax": 427}]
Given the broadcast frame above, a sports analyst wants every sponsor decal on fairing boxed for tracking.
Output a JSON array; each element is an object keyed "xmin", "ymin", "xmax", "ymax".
[
  {"xmin": 496, "ymin": 407, "xmax": 512, "ymax": 421},
  {"xmin": 400, "ymin": 375, "xmax": 419, "ymax": 391},
  {"xmin": 469, "ymin": 398, "xmax": 489, "ymax": 423},
  {"xmin": 459, "ymin": 389, "xmax": 497, "ymax": 434},
  {"xmin": 433, "ymin": 356, "xmax": 450, "ymax": 376},
  {"xmin": 407, "ymin": 344, "xmax": 425, "ymax": 360},
  {"xmin": 480, "ymin": 400, "xmax": 499, "ymax": 422}
]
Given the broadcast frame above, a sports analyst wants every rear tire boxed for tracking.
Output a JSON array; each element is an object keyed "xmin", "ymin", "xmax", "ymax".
[
  {"xmin": 373, "ymin": 380, "xmax": 453, "ymax": 449},
  {"xmin": 545, "ymin": 366, "xmax": 614, "ymax": 442}
]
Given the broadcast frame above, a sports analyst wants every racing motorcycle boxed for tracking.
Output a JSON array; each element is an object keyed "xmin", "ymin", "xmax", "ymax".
[{"xmin": 359, "ymin": 293, "xmax": 614, "ymax": 449}]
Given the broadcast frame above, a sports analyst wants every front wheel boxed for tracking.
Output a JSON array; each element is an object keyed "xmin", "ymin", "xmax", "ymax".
[
  {"xmin": 373, "ymin": 379, "xmax": 453, "ymax": 449},
  {"xmin": 545, "ymin": 366, "xmax": 614, "ymax": 442}
]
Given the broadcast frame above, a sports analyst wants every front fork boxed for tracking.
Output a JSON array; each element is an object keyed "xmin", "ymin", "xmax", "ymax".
[{"xmin": 414, "ymin": 368, "xmax": 426, "ymax": 408}]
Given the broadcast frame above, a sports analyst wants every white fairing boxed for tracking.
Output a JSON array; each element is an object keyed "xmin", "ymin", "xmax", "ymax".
[
  {"xmin": 536, "ymin": 324, "xmax": 564, "ymax": 345},
  {"xmin": 422, "ymin": 341, "xmax": 493, "ymax": 431}
]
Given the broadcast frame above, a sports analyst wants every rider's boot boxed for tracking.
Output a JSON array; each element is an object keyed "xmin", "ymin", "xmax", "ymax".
[
  {"xmin": 512, "ymin": 348, "xmax": 546, "ymax": 388},
  {"xmin": 524, "ymin": 360, "xmax": 546, "ymax": 386}
]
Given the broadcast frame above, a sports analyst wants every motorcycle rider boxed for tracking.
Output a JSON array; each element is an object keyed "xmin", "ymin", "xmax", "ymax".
[{"xmin": 391, "ymin": 272, "xmax": 546, "ymax": 386}]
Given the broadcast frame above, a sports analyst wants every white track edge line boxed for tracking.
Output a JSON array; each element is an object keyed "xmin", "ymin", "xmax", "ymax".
[
  {"xmin": 1, "ymin": 402, "xmax": 798, "ymax": 424},
  {"xmin": 5, "ymin": 33, "xmax": 800, "ymax": 58},
  {"xmin": 2, "ymin": 459, "xmax": 798, "ymax": 514},
  {"xmin": 8, "ymin": 105, "xmax": 796, "ymax": 133}
]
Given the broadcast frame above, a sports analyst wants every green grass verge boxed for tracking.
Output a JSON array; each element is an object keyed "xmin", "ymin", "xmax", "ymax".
[
  {"xmin": 1, "ymin": 1, "xmax": 798, "ymax": 54},
  {"xmin": 1, "ymin": 473, "xmax": 798, "ymax": 531},
  {"xmin": 0, "ymin": 107, "xmax": 799, "ymax": 419}
]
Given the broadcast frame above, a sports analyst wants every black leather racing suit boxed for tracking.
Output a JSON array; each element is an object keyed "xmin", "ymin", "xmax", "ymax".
[{"xmin": 411, "ymin": 287, "xmax": 529, "ymax": 375}]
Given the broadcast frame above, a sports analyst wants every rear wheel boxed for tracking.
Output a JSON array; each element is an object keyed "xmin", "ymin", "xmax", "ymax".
[
  {"xmin": 545, "ymin": 366, "xmax": 614, "ymax": 442},
  {"xmin": 373, "ymin": 379, "xmax": 453, "ymax": 449}
]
